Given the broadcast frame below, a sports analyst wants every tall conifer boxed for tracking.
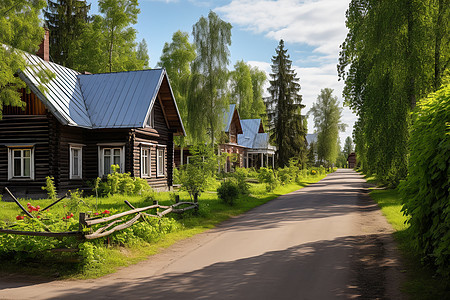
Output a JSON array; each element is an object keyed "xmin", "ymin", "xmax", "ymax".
[
  {"xmin": 266, "ymin": 39, "xmax": 307, "ymax": 167},
  {"xmin": 44, "ymin": 0, "xmax": 90, "ymax": 67}
]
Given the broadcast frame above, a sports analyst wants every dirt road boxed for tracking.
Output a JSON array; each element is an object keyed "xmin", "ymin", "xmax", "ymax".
[{"xmin": 0, "ymin": 169, "xmax": 405, "ymax": 299}]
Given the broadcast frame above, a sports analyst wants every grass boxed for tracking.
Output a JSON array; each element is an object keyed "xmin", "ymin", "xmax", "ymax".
[
  {"xmin": 0, "ymin": 174, "xmax": 327, "ymax": 279},
  {"xmin": 368, "ymin": 185, "xmax": 449, "ymax": 299}
]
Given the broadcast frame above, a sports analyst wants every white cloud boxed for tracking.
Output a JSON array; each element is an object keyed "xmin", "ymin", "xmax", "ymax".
[
  {"xmin": 219, "ymin": 0, "xmax": 355, "ymax": 143},
  {"xmin": 216, "ymin": 0, "xmax": 349, "ymax": 57}
]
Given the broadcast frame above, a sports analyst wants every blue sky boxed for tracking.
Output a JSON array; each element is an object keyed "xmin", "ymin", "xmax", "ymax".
[{"xmin": 87, "ymin": 0, "xmax": 355, "ymax": 144}]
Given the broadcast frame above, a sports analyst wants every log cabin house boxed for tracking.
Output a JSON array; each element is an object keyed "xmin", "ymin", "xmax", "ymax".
[
  {"xmin": 0, "ymin": 41, "xmax": 185, "ymax": 199},
  {"xmin": 174, "ymin": 104, "xmax": 276, "ymax": 171}
]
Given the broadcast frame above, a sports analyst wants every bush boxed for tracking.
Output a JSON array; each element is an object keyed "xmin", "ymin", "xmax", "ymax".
[
  {"xmin": 400, "ymin": 82, "xmax": 450, "ymax": 277},
  {"xmin": 41, "ymin": 176, "xmax": 57, "ymax": 201},
  {"xmin": 217, "ymin": 179, "xmax": 239, "ymax": 205},
  {"xmin": 96, "ymin": 165, "xmax": 152, "ymax": 196},
  {"xmin": 179, "ymin": 146, "xmax": 217, "ymax": 200},
  {"xmin": 233, "ymin": 168, "xmax": 250, "ymax": 196},
  {"xmin": 258, "ymin": 167, "xmax": 279, "ymax": 192}
]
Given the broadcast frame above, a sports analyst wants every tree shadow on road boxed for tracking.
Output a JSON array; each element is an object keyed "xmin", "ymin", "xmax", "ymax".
[{"xmin": 44, "ymin": 233, "xmax": 392, "ymax": 300}]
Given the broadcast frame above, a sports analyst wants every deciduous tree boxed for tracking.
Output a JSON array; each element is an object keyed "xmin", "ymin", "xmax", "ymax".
[
  {"xmin": 188, "ymin": 11, "xmax": 232, "ymax": 145},
  {"xmin": 0, "ymin": 0, "xmax": 47, "ymax": 118},
  {"xmin": 309, "ymin": 88, "xmax": 346, "ymax": 167}
]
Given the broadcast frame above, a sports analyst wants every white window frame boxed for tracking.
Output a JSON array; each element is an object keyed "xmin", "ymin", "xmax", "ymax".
[
  {"xmin": 141, "ymin": 147, "xmax": 151, "ymax": 178},
  {"xmin": 145, "ymin": 107, "xmax": 155, "ymax": 128},
  {"xmin": 98, "ymin": 145, "xmax": 125, "ymax": 177},
  {"xmin": 157, "ymin": 147, "xmax": 165, "ymax": 177},
  {"xmin": 69, "ymin": 146, "xmax": 83, "ymax": 180},
  {"xmin": 8, "ymin": 147, "xmax": 35, "ymax": 180}
]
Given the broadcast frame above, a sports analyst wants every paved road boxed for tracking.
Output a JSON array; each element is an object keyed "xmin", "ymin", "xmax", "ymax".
[{"xmin": 0, "ymin": 169, "xmax": 405, "ymax": 299}]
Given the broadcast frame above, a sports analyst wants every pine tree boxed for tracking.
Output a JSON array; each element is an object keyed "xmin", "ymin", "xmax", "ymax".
[
  {"xmin": 266, "ymin": 39, "xmax": 307, "ymax": 167},
  {"xmin": 44, "ymin": 0, "xmax": 90, "ymax": 67}
]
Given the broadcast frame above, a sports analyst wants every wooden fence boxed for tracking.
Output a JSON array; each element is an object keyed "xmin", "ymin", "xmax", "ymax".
[{"xmin": 0, "ymin": 187, "xmax": 198, "ymax": 240}]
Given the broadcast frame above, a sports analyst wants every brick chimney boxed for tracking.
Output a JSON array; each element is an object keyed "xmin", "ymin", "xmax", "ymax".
[{"xmin": 36, "ymin": 28, "xmax": 49, "ymax": 62}]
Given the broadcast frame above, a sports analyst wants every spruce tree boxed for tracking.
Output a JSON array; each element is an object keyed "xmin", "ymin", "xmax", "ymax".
[
  {"xmin": 44, "ymin": 0, "xmax": 90, "ymax": 67},
  {"xmin": 266, "ymin": 39, "xmax": 307, "ymax": 167}
]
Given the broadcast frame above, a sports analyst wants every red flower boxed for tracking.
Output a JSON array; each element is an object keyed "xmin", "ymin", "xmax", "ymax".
[
  {"xmin": 16, "ymin": 215, "xmax": 22, "ymax": 220},
  {"xmin": 94, "ymin": 212, "xmax": 99, "ymax": 216},
  {"xmin": 37, "ymin": 215, "xmax": 41, "ymax": 219},
  {"xmin": 102, "ymin": 210, "xmax": 110, "ymax": 214},
  {"xmin": 36, "ymin": 205, "xmax": 40, "ymax": 211}
]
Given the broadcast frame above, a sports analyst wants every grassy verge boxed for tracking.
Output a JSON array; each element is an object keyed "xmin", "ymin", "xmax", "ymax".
[
  {"xmin": 368, "ymin": 187, "xmax": 449, "ymax": 299},
  {"xmin": 0, "ymin": 174, "xmax": 327, "ymax": 279}
]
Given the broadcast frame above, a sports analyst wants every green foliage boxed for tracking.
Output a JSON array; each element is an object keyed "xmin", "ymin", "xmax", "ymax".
[
  {"xmin": 97, "ymin": 165, "xmax": 152, "ymax": 196},
  {"xmin": 188, "ymin": 11, "xmax": 232, "ymax": 145},
  {"xmin": 230, "ymin": 60, "xmax": 254, "ymax": 119},
  {"xmin": 343, "ymin": 136, "xmax": 353, "ymax": 157},
  {"xmin": 400, "ymin": 83, "xmax": 450, "ymax": 277},
  {"xmin": 44, "ymin": 0, "xmax": 91, "ymax": 68},
  {"xmin": 70, "ymin": 0, "xmax": 147, "ymax": 73},
  {"xmin": 0, "ymin": 0, "xmax": 47, "ymax": 118},
  {"xmin": 338, "ymin": 0, "xmax": 450, "ymax": 186},
  {"xmin": 158, "ymin": 30, "xmax": 196, "ymax": 144},
  {"xmin": 309, "ymin": 88, "xmax": 346, "ymax": 167},
  {"xmin": 232, "ymin": 167, "xmax": 250, "ymax": 196},
  {"xmin": 257, "ymin": 167, "xmax": 279, "ymax": 192},
  {"xmin": 41, "ymin": 176, "xmax": 57, "ymax": 201},
  {"xmin": 178, "ymin": 145, "xmax": 217, "ymax": 200},
  {"xmin": 250, "ymin": 66, "xmax": 268, "ymax": 123},
  {"xmin": 266, "ymin": 39, "xmax": 307, "ymax": 167},
  {"xmin": 217, "ymin": 179, "xmax": 240, "ymax": 206}
]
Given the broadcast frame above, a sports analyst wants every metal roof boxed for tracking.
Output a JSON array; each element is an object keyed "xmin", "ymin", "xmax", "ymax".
[
  {"xmin": 306, "ymin": 133, "xmax": 317, "ymax": 145},
  {"xmin": 19, "ymin": 52, "xmax": 92, "ymax": 128},
  {"xmin": 17, "ymin": 52, "xmax": 185, "ymax": 133},
  {"xmin": 78, "ymin": 69, "xmax": 163, "ymax": 128},
  {"xmin": 223, "ymin": 104, "xmax": 236, "ymax": 132},
  {"xmin": 238, "ymin": 119, "xmax": 276, "ymax": 151}
]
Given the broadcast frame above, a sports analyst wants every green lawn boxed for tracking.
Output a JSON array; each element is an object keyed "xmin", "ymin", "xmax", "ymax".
[
  {"xmin": 369, "ymin": 186, "xmax": 449, "ymax": 299},
  {"xmin": 0, "ymin": 174, "xmax": 327, "ymax": 279}
]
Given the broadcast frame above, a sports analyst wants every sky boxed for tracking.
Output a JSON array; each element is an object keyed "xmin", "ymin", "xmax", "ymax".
[{"xmin": 87, "ymin": 0, "xmax": 356, "ymax": 145}]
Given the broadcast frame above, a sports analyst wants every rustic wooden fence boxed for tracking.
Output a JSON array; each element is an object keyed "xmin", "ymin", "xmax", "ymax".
[{"xmin": 0, "ymin": 187, "xmax": 198, "ymax": 240}]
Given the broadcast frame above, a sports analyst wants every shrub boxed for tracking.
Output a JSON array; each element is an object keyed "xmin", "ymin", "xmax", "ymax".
[
  {"xmin": 96, "ymin": 165, "xmax": 152, "ymax": 196},
  {"xmin": 400, "ymin": 83, "xmax": 450, "ymax": 278},
  {"xmin": 233, "ymin": 168, "xmax": 250, "ymax": 196},
  {"xmin": 41, "ymin": 176, "xmax": 57, "ymax": 201},
  {"xmin": 278, "ymin": 166, "xmax": 292, "ymax": 185},
  {"xmin": 179, "ymin": 146, "xmax": 217, "ymax": 201},
  {"xmin": 217, "ymin": 179, "xmax": 239, "ymax": 205},
  {"xmin": 258, "ymin": 167, "xmax": 279, "ymax": 192}
]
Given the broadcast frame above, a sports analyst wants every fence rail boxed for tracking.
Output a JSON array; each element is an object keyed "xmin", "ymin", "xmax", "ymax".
[{"xmin": 1, "ymin": 189, "xmax": 198, "ymax": 240}]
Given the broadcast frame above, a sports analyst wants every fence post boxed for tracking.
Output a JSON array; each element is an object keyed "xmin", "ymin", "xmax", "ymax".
[
  {"xmin": 175, "ymin": 195, "xmax": 180, "ymax": 203},
  {"xmin": 79, "ymin": 212, "xmax": 87, "ymax": 233}
]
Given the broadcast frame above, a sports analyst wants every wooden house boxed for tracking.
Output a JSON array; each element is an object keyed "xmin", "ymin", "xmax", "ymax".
[
  {"xmin": 0, "ymin": 40, "xmax": 185, "ymax": 199},
  {"xmin": 238, "ymin": 119, "xmax": 276, "ymax": 169},
  {"xmin": 347, "ymin": 152, "xmax": 356, "ymax": 168},
  {"xmin": 219, "ymin": 104, "xmax": 246, "ymax": 172}
]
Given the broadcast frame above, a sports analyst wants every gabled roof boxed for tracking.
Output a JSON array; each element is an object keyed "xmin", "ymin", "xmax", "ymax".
[
  {"xmin": 19, "ymin": 52, "xmax": 92, "ymax": 128},
  {"xmin": 223, "ymin": 104, "xmax": 243, "ymax": 134},
  {"xmin": 18, "ymin": 52, "xmax": 185, "ymax": 135},
  {"xmin": 238, "ymin": 119, "xmax": 276, "ymax": 151},
  {"xmin": 306, "ymin": 133, "xmax": 317, "ymax": 145}
]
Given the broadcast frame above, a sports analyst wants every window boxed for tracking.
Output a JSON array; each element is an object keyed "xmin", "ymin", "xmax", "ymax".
[
  {"xmin": 99, "ymin": 147, "xmax": 124, "ymax": 177},
  {"xmin": 8, "ymin": 148, "xmax": 34, "ymax": 180},
  {"xmin": 146, "ymin": 108, "xmax": 155, "ymax": 128},
  {"xmin": 157, "ymin": 148, "xmax": 165, "ymax": 176},
  {"xmin": 141, "ymin": 148, "xmax": 150, "ymax": 177},
  {"xmin": 70, "ymin": 146, "xmax": 82, "ymax": 179}
]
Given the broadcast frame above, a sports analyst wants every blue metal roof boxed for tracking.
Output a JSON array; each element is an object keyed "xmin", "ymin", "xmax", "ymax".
[
  {"xmin": 306, "ymin": 133, "xmax": 317, "ymax": 145},
  {"xmin": 238, "ymin": 119, "xmax": 275, "ymax": 151},
  {"xmin": 78, "ymin": 69, "xmax": 163, "ymax": 128},
  {"xmin": 223, "ymin": 104, "xmax": 236, "ymax": 132},
  {"xmin": 18, "ymin": 52, "xmax": 184, "ymax": 133},
  {"xmin": 19, "ymin": 52, "xmax": 92, "ymax": 128}
]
